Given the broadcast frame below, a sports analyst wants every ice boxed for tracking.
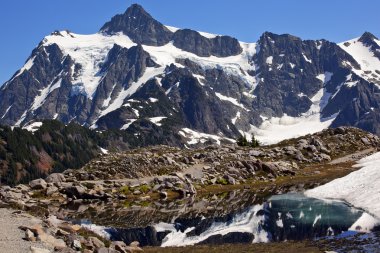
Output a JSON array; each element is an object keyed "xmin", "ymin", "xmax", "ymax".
[{"xmin": 306, "ymin": 152, "xmax": 380, "ymax": 219}]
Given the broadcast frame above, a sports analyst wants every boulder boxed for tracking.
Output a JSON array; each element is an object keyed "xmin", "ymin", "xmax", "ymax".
[
  {"xmin": 46, "ymin": 173, "xmax": 66, "ymax": 184},
  {"xmin": 29, "ymin": 179, "xmax": 47, "ymax": 190}
]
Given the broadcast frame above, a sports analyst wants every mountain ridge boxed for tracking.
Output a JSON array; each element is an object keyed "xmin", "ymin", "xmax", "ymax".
[{"xmin": 1, "ymin": 4, "xmax": 380, "ymax": 145}]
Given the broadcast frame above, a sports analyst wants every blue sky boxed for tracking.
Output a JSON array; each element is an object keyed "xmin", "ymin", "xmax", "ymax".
[{"xmin": 0, "ymin": 0, "xmax": 379, "ymax": 84}]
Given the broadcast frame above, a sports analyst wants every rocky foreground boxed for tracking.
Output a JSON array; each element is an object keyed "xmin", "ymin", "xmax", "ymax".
[{"xmin": 0, "ymin": 127, "xmax": 380, "ymax": 252}]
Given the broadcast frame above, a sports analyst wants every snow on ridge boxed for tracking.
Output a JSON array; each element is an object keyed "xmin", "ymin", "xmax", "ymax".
[
  {"xmin": 99, "ymin": 66, "xmax": 165, "ymax": 118},
  {"xmin": 179, "ymin": 128, "xmax": 235, "ymax": 146},
  {"xmin": 215, "ymin": 92, "xmax": 248, "ymax": 111},
  {"xmin": 250, "ymin": 86, "xmax": 336, "ymax": 145},
  {"xmin": 120, "ymin": 119, "xmax": 137, "ymax": 130},
  {"xmin": 149, "ymin": 116, "xmax": 166, "ymax": 126},
  {"xmin": 306, "ymin": 152, "xmax": 380, "ymax": 220},
  {"xmin": 339, "ymin": 38, "xmax": 380, "ymax": 86},
  {"xmin": 30, "ymin": 79, "xmax": 62, "ymax": 112},
  {"xmin": 302, "ymin": 53, "xmax": 312, "ymax": 63},
  {"xmin": 23, "ymin": 121, "xmax": 43, "ymax": 133}
]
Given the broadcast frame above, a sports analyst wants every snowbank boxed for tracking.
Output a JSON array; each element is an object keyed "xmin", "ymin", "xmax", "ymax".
[{"xmin": 306, "ymin": 152, "xmax": 380, "ymax": 219}]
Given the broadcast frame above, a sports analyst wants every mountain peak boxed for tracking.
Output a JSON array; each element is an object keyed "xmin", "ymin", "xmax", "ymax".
[
  {"xmin": 123, "ymin": 3, "xmax": 150, "ymax": 19},
  {"xmin": 100, "ymin": 4, "xmax": 172, "ymax": 46},
  {"xmin": 358, "ymin": 31, "xmax": 379, "ymax": 46}
]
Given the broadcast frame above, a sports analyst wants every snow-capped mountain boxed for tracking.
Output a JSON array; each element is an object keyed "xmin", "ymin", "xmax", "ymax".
[{"xmin": 1, "ymin": 4, "xmax": 380, "ymax": 145}]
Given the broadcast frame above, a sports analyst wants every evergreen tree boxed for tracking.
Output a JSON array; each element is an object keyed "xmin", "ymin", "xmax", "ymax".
[{"xmin": 250, "ymin": 135, "xmax": 260, "ymax": 148}]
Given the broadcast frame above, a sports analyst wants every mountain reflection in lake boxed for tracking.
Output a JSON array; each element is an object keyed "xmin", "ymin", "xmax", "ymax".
[{"xmin": 70, "ymin": 191, "xmax": 378, "ymax": 247}]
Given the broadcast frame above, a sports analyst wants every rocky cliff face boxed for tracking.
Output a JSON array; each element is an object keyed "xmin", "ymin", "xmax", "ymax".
[{"xmin": 1, "ymin": 4, "xmax": 380, "ymax": 146}]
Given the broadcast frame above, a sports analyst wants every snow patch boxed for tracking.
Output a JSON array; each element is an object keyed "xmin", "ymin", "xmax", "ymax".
[
  {"xmin": 306, "ymin": 152, "xmax": 380, "ymax": 219},
  {"xmin": 149, "ymin": 116, "xmax": 166, "ymax": 126},
  {"xmin": 179, "ymin": 128, "xmax": 234, "ymax": 146},
  {"xmin": 215, "ymin": 92, "xmax": 248, "ymax": 111}
]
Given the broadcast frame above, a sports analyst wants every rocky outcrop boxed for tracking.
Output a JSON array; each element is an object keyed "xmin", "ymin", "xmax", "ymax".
[{"xmin": 100, "ymin": 4, "xmax": 173, "ymax": 46}]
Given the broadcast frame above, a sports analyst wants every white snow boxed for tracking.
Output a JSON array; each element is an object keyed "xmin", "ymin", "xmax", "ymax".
[
  {"xmin": 232, "ymin": 111, "xmax": 241, "ymax": 124},
  {"xmin": 120, "ymin": 119, "xmax": 137, "ymax": 130},
  {"xmin": 312, "ymin": 214, "xmax": 322, "ymax": 227},
  {"xmin": 158, "ymin": 204, "xmax": 269, "ymax": 247},
  {"xmin": 266, "ymin": 56, "xmax": 273, "ymax": 65},
  {"xmin": 30, "ymin": 79, "xmax": 62, "ymax": 112},
  {"xmin": 165, "ymin": 25, "xmax": 179, "ymax": 33},
  {"xmin": 306, "ymin": 152, "xmax": 380, "ymax": 219},
  {"xmin": 1, "ymin": 105, "xmax": 12, "ymax": 119},
  {"xmin": 215, "ymin": 92, "xmax": 248, "ymax": 110},
  {"xmin": 249, "ymin": 72, "xmax": 335, "ymax": 144},
  {"xmin": 349, "ymin": 213, "xmax": 380, "ymax": 233},
  {"xmin": 148, "ymin": 97, "xmax": 159, "ymax": 103},
  {"xmin": 23, "ymin": 121, "xmax": 43, "ymax": 133},
  {"xmin": 100, "ymin": 147, "xmax": 109, "ymax": 154},
  {"xmin": 316, "ymin": 72, "xmax": 333, "ymax": 84},
  {"xmin": 99, "ymin": 67, "xmax": 165, "ymax": 117},
  {"xmin": 289, "ymin": 63, "xmax": 295, "ymax": 69},
  {"xmin": 30, "ymin": 29, "xmax": 259, "ymax": 123},
  {"xmin": 302, "ymin": 53, "xmax": 312, "ymax": 63},
  {"xmin": 179, "ymin": 128, "xmax": 235, "ymax": 145},
  {"xmin": 10, "ymin": 56, "xmax": 36, "ymax": 82},
  {"xmin": 149, "ymin": 116, "xmax": 166, "ymax": 126},
  {"xmin": 339, "ymin": 38, "xmax": 380, "ymax": 86}
]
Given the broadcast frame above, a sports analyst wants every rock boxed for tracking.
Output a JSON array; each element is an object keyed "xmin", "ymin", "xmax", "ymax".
[
  {"xmin": 223, "ymin": 175, "xmax": 236, "ymax": 185},
  {"xmin": 361, "ymin": 137, "xmax": 371, "ymax": 145},
  {"xmin": 96, "ymin": 248, "xmax": 119, "ymax": 253},
  {"xmin": 25, "ymin": 229, "xmax": 36, "ymax": 241},
  {"xmin": 54, "ymin": 238, "xmax": 67, "ymax": 249},
  {"xmin": 46, "ymin": 173, "xmax": 66, "ymax": 184},
  {"xmin": 55, "ymin": 248, "xmax": 76, "ymax": 253},
  {"xmin": 111, "ymin": 241, "xmax": 127, "ymax": 252},
  {"xmin": 29, "ymin": 179, "xmax": 47, "ymax": 190},
  {"xmin": 159, "ymin": 191, "xmax": 167, "ymax": 199},
  {"xmin": 89, "ymin": 236, "xmax": 105, "ymax": 248},
  {"xmin": 30, "ymin": 246, "xmax": 51, "ymax": 253},
  {"xmin": 129, "ymin": 241, "xmax": 140, "ymax": 247},
  {"xmin": 72, "ymin": 239, "xmax": 82, "ymax": 250},
  {"xmin": 64, "ymin": 185, "xmax": 86, "ymax": 199},
  {"xmin": 46, "ymin": 185, "xmax": 59, "ymax": 196}
]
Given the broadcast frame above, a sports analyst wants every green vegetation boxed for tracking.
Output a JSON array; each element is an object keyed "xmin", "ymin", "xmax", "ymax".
[
  {"xmin": 216, "ymin": 177, "xmax": 228, "ymax": 185},
  {"xmin": 236, "ymin": 134, "xmax": 260, "ymax": 147}
]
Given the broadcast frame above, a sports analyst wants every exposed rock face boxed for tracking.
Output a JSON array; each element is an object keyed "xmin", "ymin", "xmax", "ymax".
[
  {"xmin": 172, "ymin": 29, "xmax": 242, "ymax": 57},
  {"xmin": 100, "ymin": 4, "xmax": 173, "ymax": 46},
  {"xmin": 1, "ymin": 3, "xmax": 380, "ymax": 147}
]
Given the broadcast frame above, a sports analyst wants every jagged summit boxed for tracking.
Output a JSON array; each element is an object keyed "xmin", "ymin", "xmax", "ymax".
[
  {"xmin": 100, "ymin": 4, "xmax": 172, "ymax": 46},
  {"xmin": 1, "ymin": 4, "xmax": 380, "ymax": 147},
  {"xmin": 359, "ymin": 31, "xmax": 379, "ymax": 44}
]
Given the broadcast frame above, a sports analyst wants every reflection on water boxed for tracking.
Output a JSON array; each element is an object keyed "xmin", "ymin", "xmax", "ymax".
[{"xmin": 73, "ymin": 192, "xmax": 379, "ymax": 247}]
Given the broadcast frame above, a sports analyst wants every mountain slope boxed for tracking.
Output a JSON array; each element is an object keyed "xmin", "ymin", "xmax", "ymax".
[{"xmin": 1, "ymin": 4, "xmax": 380, "ymax": 145}]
